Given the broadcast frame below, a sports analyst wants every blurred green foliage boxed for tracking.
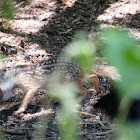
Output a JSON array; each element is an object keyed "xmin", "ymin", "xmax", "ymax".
[
  {"xmin": 117, "ymin": 123, "xmax": 140, "ymax": 140},
  {"xmin": 49, "ymin": 82, "xmax": 80, "ymax": 140},
  {"xmin": 0, "ymin": 128, "xmax": 5, "ymax": 139},
  {"xmin": 0, "ymin": 0, "xmax": 16, "ymax": 19},
  {"xmin": 64, "ymin": 31, "xmax": 95, "ymax": 75},
  {"xmin": 103, "ymin": 29, "xmax": 140, "ymax": 98},
  {"xmin": 48, "ymin": 32, "xmax": 95, "ymax": 140},
  {"xmin": 102, "ymin": 28, "xmax": 140, "ymax": 140}
]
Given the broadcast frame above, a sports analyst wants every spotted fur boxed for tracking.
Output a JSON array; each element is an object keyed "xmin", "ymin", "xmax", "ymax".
[{"xmin": 0, "ymin": 56, "xmax": 120, "ymax": 115}]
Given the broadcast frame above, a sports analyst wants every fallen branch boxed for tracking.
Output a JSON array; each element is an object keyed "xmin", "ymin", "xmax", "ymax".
[
  {"xmin": 0, "ymin": 102, "xmax": 20, "ymax": 111},
  {"xmin": 21, "ymin": 108, "xmax": 53, "ymax": 121},
  {"xmin": 73, "ymin": 110, "xmax": 96, "ymax": 117},
  {"xmin": 73, "ymin": 110, "xmax": 104, "ymax": 126},
  {"xmin": 94, "ymin": 130, "xmax": 114, "ymax": 135},
  {"xmin": 2, "ymin": 129, "xmax": 26, "ymax": 135}
]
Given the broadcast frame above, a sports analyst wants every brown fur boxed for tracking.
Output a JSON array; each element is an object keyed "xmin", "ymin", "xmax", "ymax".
[{"xmin": 0, "ymin": 57, "xmax": 121, "ymax": 115}]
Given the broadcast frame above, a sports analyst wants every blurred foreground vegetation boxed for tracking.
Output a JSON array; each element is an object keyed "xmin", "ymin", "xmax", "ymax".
[
  {"xmin": 0, "ymin": 0, "xmax": 16, "ymax": 19},
  {"xmin": 34, "ymin": 29, "xmax": 140, "ymax": 140},
  {"xmin": 0, "ymin": 1, "xmax": 140, "ymax": 139},
  {"xmin": 102, "ymin": 29, "xmax": 140, "ymax": 140}
]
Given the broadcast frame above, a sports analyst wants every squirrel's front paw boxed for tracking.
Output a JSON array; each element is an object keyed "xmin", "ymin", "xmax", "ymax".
[
  {"xmin": 89, "ymin": 89, "xmax": 98, "ymax": 94},
  {"xmin": 14, "ymin": 107, "xmax": 25, "ymax": 116}
]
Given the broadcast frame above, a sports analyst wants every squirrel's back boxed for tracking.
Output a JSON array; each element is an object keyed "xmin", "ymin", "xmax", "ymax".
[
  {"xmin": 1, "ymin": 56, "xmax": 120, "ymax": 90},
  {"xmin": 11, "ymin": 56, "xmax": 82, "ymax": 90}
]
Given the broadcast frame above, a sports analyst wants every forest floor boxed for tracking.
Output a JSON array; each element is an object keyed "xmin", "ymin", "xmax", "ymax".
[{"xmin": 0, "ymin": 0, "xmax": 139, "ymax": 139}]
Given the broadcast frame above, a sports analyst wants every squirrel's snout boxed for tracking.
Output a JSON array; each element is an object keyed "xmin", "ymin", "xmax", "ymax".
[{"xmin": 0, "ymin": 88, "xmax": 3, "ymax": 101}]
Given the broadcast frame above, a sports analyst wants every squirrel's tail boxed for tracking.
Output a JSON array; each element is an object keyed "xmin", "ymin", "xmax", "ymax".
[{"xmin": 93, "ymin": 65, "xmax": 121, "ymax": 81}]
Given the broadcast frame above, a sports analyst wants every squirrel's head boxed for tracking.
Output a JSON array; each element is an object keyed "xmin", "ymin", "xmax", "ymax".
[
  {"xmin": 0, "ymin": 81, "xmax": 14, "ymax": 101},
  {"xmin": 0, "ymin": 67, "xmax": 16, "ymax": 101},
  {"xmin": 0, "ymin": 88, "xmax": 13, "ymax": 101}
]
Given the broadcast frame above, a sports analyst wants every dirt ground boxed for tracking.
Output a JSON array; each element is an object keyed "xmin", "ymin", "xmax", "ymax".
[{"xmin": 0, "ymin": 0, "xmax": 139, "ymax": 139}]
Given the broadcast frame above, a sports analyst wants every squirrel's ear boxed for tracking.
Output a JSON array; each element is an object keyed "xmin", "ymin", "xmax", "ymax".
[{"xmin": 0, "ymin": 88, "xmax": 3, "ymax": 101}]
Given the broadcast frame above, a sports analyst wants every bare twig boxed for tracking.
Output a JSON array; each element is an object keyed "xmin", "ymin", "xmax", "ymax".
[
  {"xmin": 73, "ymin": 109, "xmax": 96, "ymax": 117},
  {"xmin": 73, "ymin": 110, "xmax": 104, "ymax": 126},
  {"xmin": 21, "ymin": 108, "xmax": 53, "ymax": 121},
  {"xmin": 94, "ymin": 130, "xmax": 114, "ymax": 135}
]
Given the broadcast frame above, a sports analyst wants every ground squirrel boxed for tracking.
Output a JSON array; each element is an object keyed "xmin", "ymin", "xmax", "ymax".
[{"xmin": 0, "ymin": 56, "xmax": 120, "ymax": 115}]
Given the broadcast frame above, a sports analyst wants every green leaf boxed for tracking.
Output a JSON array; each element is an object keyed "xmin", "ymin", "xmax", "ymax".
[
  {"xmin": 0, "ymin": 0, "xmax": 16, "ymax": 19},
  {"xmin": 117, "ymin": 123, "xmax": 140, "ymax": 140},
  {"xmin": 64, "ymin": 31, "xmax": 95, "ymax": 74},
  {"xmin": 103, "ymin": 29, "xmax": 140, "ymax": 97}
]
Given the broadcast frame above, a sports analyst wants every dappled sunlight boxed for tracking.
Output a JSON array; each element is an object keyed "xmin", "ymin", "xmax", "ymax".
[
  {"xmin": 0, "ymin": 0, "xmax": 79, "ymax": 45},
  {"xmin": 96, "ymin": 0, "xmax": 140, "ymax": 40},
  {"xmin": 97, "ymin": 0, "xmax": 140, "ymax": 23},
  {"xmin": 10, "ymin": 1, "xmax": 59, "ymax": 34},
  {"xmin": 0, "ymin": 32, "xmax": 25, "ymax": 46},
  {"xmin": 0, "ymin": 0, "xmax": 140, "ymax": 139},
  {"xmin": 11, "ymin": 19, "xmax": 48, "ymax": 34}
]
